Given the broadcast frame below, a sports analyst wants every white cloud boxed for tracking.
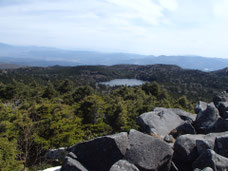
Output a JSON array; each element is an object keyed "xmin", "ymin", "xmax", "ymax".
[
  {"xmin": 0, "ymin": 0, "xmax": 228, "ymax": 58},
  {"xmin": 213, "ymin": 0, "xmax": 228, "ymax": 17},
  {"xmin": 107, "ymin": 0, "xmax": 164, "ymax": 25},
  {"xmin": 159, "ymin": 0, "xmax": 178, "ymax": 11}
]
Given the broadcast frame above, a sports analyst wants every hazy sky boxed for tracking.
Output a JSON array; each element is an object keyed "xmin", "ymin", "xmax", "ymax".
[{"xmin": 0, "ymin": 0, "xmax": 228, "ymax": 58}]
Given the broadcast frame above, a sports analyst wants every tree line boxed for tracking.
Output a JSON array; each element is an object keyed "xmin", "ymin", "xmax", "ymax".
[{"xmin": 0, "ymin": 79, "xmax": 194, "ymax": 170}]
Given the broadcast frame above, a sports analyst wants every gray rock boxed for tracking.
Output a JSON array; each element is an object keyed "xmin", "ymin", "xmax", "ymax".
[
  {"xmin": 212, "ymin": 118, "xmax": 228, "ymax": 132},
  {"xmin": 215, "ymin": 134, "xmax": 228, "ymax": 158},
  {"xmin": 194, "ymin": 103, "xmax": 220, "ymax": 133},
  {"xmin": 213, "ymin": 91, "xmax": 228, "ymax": 118},
  {"xmin": 137, "ymin": 108, "xmax": 184, "ymax": 137},
  {"xmin": 125, "ymin": 129, "xmax": 173, "ymax": 171},
  {"xmin": 61, "ymin": 152, "xmax": 88, "ymax": 171},
  {"xmin": 192, "ymin": 149, "xmax": 228, "ymax": 170},
  {"xmin": 174, "ymin": 134, "xmax": 205, "ymax": 162},
  {"xmin": 170, "ymin": 121, "xmax": 196, "ymax": 138},
  {"xmin": 109, "ymin": 160, "xmax": 139, "ymax": 171},
  {"xmin": 68, "ymin": 132, "xmax": 129, "ymax": 171},
  {"xmin": 45, "ymin": 147, "xmax": 68, "ymax": 162},
  {"xmin": 173, "ymin": 132, "xmax": 228, "ymax": 163},
  {"xmin": 195, "ymin": 101, "xmax": 207, "ymax": 114},
  {"xmin": 154, "ymin": 107, "xmax": 196, "ymax": 122}
]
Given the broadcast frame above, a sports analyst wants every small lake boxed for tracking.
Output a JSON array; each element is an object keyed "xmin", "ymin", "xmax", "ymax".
[{"xmin": 99, "ymin": 79, "xmax": 145, "ymax": 87}]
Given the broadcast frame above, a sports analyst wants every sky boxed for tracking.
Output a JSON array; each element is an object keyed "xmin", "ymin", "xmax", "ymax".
[{"xmin": 0, "ymin": 0, "xmax": 228, "ymax": 58}]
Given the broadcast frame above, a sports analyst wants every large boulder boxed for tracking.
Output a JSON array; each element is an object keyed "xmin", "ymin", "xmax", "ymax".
[
  {"xmin": 194, "ymin": 103, "xmax": 220, "ymax": 133},
  {"xmin": 61, "ymin": 152, "xmax": 88, "ymax": 171},
  {"xmin": 68, "ymin": 132, "xmax": 129, "ymax": 171},
  {"xmin": 213, "ymin": 91, "xmax": 228, "ymax": 118},
  {"xmin": 173, "ymin": 132, "xmax": 228, "ymax": 163},
  {"xmin": 125, "ymin": 129, "xmax": 173, "ymax": 171},
  {"xmin": 192, "ymin": 149, "xmax": 228, "ymax": 170},
  {"xmin": 137, "ymin": 108, "xmax": 185, "ymax": 137},
  {"xmin": 109, "ymin": 160, "xmax": 139, "ymax": 171}
]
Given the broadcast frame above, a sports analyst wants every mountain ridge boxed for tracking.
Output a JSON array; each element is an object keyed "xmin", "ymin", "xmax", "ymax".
[{"xmin": 0, "ymin": 42, "xmax": 228, "ymax": 71}]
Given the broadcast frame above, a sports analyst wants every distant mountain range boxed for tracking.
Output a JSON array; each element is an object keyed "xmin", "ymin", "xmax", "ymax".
[
  {"xmin": 0, "ymin": 63, "xmax": 22, "ymax": 69},
  {"xmin": 0, "ymin": 42, "xmax": 228, "ymax": 71}
]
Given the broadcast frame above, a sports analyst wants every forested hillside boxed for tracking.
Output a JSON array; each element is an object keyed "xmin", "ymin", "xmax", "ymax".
[
  {"xmin": 0, "ymin": 64, "xmax": 228, "ymax": 170},
  {"xmin": 0, "ymin": 78, "xmax": 193, "ymax": 170},
  {"xmin": 1, "ymin": 64, "xmax": 228, "ymax": 101}
]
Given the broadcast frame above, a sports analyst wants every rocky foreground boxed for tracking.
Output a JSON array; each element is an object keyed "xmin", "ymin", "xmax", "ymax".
[{"xmin": 46, "ymin": 90, "xmax": 228, "ymax": 171}]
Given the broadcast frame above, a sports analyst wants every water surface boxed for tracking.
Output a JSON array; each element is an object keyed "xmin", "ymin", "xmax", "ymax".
[{"xmin": 99, "ymin": 79, "xmax": 145, "ymax": 86}]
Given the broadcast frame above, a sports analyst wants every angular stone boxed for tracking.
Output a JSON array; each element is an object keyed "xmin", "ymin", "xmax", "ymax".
[
  {"xmin": 109, "ymin": 160, "xmax": 139, "ymax": 171},
  {"xmin": 68, "ymin": 132, "xmax": 129, "ymax": 171},
  {"xmin": 137, "ymin": 108, "xmax": 184, "ymax": 137},
  {"xmin": 194, "ymin": 103, "xmax": 220, "ymax": 133},
  {"xmin": 192, "ymin": 149, "xmax": 228, "ymax": 170},
  {"xmin": 213, "ymin": 91, "xmax": 228, "ymax": 119},
  {"xmin": 61, "ymin": 152, "xmax": 88, "ymax": 171},
  {"xmin": 125, "ymin": 129, "xmax": 173, "ymax": 171},
  {"xmin": 174, "ymin": 134, "xmax": 205, "ymax": 162},
  {"xmin": 173, "ymin": 132, "xmax": 228, "ymax": 163}
]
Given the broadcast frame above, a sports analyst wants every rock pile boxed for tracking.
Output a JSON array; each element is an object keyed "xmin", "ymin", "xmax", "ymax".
[
  {"xmin": 59, "ymin": 90, "xmax": 228, "ymax": 171},
  {"xmin": 61, "ymin": 130, "xmax": 173, "ymax": 171}
]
